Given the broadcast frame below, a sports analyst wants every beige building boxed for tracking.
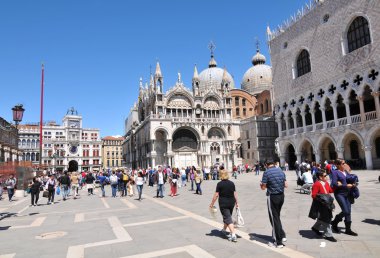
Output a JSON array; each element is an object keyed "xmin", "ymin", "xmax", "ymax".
[{"xmin": 102, "ymin": 136, "xmax": 124, "ymax": 169}]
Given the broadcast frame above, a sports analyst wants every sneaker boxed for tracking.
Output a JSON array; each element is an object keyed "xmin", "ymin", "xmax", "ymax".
[
  {"xmin": 311, "ymin": 227, "xmax": 323, "ymax": 236},
  {"xmin": 228, "ymin": 234, "xmax": 237, "ymax": 242},
  {"xmin": 324, "ymin": 236, "xmax": 337, "ymax": 242},
  {"xmin": 282, "ymin": 238, "xmax": 287, "ymax": 242},
  {"xmin": 276, "ymin": 244, "xmax": 285, "ymax": 249}
]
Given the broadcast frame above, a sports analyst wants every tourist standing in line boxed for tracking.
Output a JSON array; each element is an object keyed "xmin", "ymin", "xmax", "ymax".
[
  {"xmin": 59, "ymin": 171, "xmax": 71, "ymax": 201},
  {"xmin": 29, "ymin": 177, "xmax": 42, "ymax": 206},
  {"xmin": 331, "ymin": 159, "xmax": 358, "ymax": 236},
  {"xmin": 209, "ymin": 170, "xmax": 239, "ymax": 242},
  {"xmin": 45, "ymin": 174, "xmax": 57, "ymax": 204},
  {"xmin": 310, "ymin": 170, "xmax": 337, "ymax": 242},
  {"xmin": 260, "ymin": 161, "xmax": 287, "ymax": 248},
  {"xmin": 5, "ymin": 174, "xmax": 17, "ymax": 202},
  {"xmin": 135, "ymin": 171, "xmax": 144, "ymax": 201}
]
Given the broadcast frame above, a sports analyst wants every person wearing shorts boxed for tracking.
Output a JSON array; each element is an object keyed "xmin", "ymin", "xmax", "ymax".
[{"xmin": 209, "ymin": 170, "xmax": 239, "ymax": 242}]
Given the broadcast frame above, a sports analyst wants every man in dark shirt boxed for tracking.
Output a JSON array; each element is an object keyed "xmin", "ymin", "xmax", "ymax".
[{"xmin": 260, "ymin": 161, "xmax": 288, "ymax": 248}]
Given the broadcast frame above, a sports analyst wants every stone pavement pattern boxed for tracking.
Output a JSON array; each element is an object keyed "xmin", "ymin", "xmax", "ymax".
[{"xmin": 0, "ymin": 170, "xmax": 379, "ymax": 258}]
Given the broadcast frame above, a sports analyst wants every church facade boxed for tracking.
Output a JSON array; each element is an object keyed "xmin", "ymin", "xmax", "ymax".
[
  {"xmin": 122, "ymin": 46, "xmax": 275, "ymax": 170},
  {"xmin": 269, "ymin": 0, "xmax": 380, "ymax": 169}
]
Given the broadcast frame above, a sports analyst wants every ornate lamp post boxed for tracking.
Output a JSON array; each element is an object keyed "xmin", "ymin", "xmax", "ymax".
[{"xmin": 12, "ymin": 104, "xmax": 25, "ymax": 162}]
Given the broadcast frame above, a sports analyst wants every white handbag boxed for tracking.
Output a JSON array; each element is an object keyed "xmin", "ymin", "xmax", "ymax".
[{"xmin": 234, "ymin": 207, "xmax": 245, "ymax": 227}]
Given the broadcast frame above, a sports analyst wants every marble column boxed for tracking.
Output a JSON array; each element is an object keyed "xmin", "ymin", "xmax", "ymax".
[
  {"xmin": 296, "ymin": 153, "xmax": 302, "ymax": 163},
  {"xmin": 311, "ymin": 111, "xmax": 316, "ymax": 131},
  {"xmin": 321, "ymin": 107, "xmax": 327, "ymax": 129},
  {"xmin": 279, "ymin": 155, "xmax": 286, "ymax": 167},
  {"xmin": 301, "ymin": 110, "xmax": 306, "ymax": 132},
  {"xmin": 332, "ymin": 103, "xmax": 338, "ymax": 127},
  {"xmin": 285, "ymin": 117, "xmax": 290, "ymax": 136},
  {"xmin": 344, "ymin": 99, "xmax": 352, "ymax": 124},
  {"xmin": 357, "ymin": 96, "xmax": 365, "ymax": 122},
  {"xmin": 276, "ymin": 119, "xmax": 282, "ymax": 136},
  {"xmin": 372, "ymin": 92, "xmax": 380, "ymax": 118},
  {"xmin": 364, "ymin": 146, "xmax": 373, "ymax": 170}
]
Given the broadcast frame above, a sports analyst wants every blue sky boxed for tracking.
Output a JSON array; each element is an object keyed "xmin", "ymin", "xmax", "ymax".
[{"xmin": 0, "ymin": 0, "xmax": 305, "ymax": 137}]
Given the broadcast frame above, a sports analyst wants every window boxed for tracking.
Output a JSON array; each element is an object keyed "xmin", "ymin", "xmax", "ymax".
[
  {"xmin": 243, "ymin": 108, "xmax": 247, "ymax": 116},
  {"xmin": 242, "ymin": 99, "xmax": 246, "ymax": 106},
  {"xmin": 296, "ymin": 50, "xmax": 311, "ymax": 77},
  {"xmin": 247, "ymin": 141, "xmax": 251, "ymax": 149},
  {"xmin": 236, "ymin": 108, "xmax": 240, "ymax": 116},
  {"xmin": 235, "ymin": 97, "xmax": 239, "ymax": 106},
  {"xmin": 347, "ymin": 16, "xmax": 371, "ymax": 53}
]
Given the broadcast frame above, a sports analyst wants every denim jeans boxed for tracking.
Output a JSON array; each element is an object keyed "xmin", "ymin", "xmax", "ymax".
[
  {"xmin": 334, "ymin": 192, "xmax": 351, "ymax": 222},
  {"xmin": 136, "ymin": 184, "xmax": 143, "ymax": 200},
  {"xmin": 195, "ymin": 183, "xmax": 202, "ymax": 194},
  {"xmin": 157, "ymin": 184, "xmax": 164, "ymax": 197},
  {"xmin": 7, "ymin": 188, "xmax": 15, "ymax": 201},
  {"xmin": 191, "ymin": 180, "xmax": 194, "ymax": 190},
  {"xmin": 100, "ymin": 184, "xmax": 106, "ymax": 197},
  {"xmin": 111, "ymin": 184, "xmax": 118, "ymax": 197},
  {"xmin": 181, "ymin": 175, "xmax": 187, "ymax": 187},
  {"xmin": 61, "ymin": 184, "xmax": 69, "ymax": 200}
]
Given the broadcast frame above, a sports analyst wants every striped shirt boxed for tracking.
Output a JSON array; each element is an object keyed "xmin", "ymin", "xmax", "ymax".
[{"xmin": 262, "ymin": 167, "xmax": 286, "ymax": 195}]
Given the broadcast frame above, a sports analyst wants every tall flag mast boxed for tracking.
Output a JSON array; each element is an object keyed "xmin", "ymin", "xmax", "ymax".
[{"xmin": 39, "ymin": 63, "xmax": 44, "ymax": 167}]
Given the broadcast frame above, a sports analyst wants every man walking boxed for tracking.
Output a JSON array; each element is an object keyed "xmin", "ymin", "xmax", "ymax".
[
  {"xmin": 260, "ymin": 161, "xmax": 287, "ymax": 248},
  {"xmin": 6, "ymin": 174, "xmax": 17, "ymax": 202},
  {"xmin": 59, "ymin": 171, "xmax": 71, "ymax": 201}
]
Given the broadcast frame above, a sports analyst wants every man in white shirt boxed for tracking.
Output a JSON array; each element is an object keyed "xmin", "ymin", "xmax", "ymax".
[
  {"xmin": 301, "ymin": 165, "xmax": 314, "ymax": 194},
  {"xmin": 155, "ymin": 166, "xmax": 166, "ymax": 198}
]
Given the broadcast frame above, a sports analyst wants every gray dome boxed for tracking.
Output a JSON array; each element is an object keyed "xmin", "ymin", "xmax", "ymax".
[
  {"xmin": 198, "ymin": 55, "xmax": 235, "ymax": 93},
  {"xmin": 242, "ymin": 50, "xmax": 272, "ymax": 95}
]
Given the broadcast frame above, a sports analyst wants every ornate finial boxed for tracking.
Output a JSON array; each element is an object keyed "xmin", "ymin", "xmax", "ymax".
[
  {"xmin": 208, "ymin": 41, "xmax": 216, "ymax": 57},
  {"xmin": 255, "ymin": 37, "xmax": 260, "ymax": 52},
  {"xmin": 177, "ymin": 72, "xmax": 182, "ymax": 83}
]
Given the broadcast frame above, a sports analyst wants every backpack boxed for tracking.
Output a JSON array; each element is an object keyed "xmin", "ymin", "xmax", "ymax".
[
  {"xmin": 110, "ymin": 175, "xmax": 118, "ymax": 185},
  {"xmin": 123, "ymin": 174, "xmax": 129, "ymax": 181}
]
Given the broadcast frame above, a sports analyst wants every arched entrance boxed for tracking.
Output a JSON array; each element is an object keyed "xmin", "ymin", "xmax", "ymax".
[
  {"xmin": 342, "ymin": 133, "xmax": 365, "ymax": 169},
  {"xmin": 320, "ymin": 137, "xmax": 337, "ymax": 161},
  {"xmin": 284, "ymin": 143, "xmax": 297, "ymax": 169},
  {"xmin": 154, "ymin": 130, "xmax": 167, "ymax": 166},
  {"xmin": 172, "ymin": 128, "xmax": 199, "ymax": 168},
  {"xmin": 299, "ymin": 140, "xmax": 315, "ymax": 162},
  {"xmin": 68, "ymin": 160, "xmax": 78, "ymax": 172},
  {"xmin": 210, "ymin": 142, "xmax": 221, "ymax": 165}
]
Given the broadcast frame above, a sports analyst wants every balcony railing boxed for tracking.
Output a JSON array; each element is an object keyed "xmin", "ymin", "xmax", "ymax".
[
  {"xmin": 288, "ymin": 129, "xmax": 295, "ymax": 135},
  {"xmin": 306, "ymin": 125, "xmax": 313, "ymax": 132},
  {"xmin": 351, "ymin": 114, "xmax": 361, "ymax": 124},
  {"xmin": 297, "ymin": 127, "xmax": 304, "ymax": 133},
  {"xmin": 365, "ymin": 111, "xmax": 377, "ymax": 121},
  {"xmin": 326, "ymin": 120, "xmax": 335, "ymax": 128},
  {"xmin": 316, "ymin": 123, "xmax": 323, "ymax": 130},
  {"xmin": 338, "ymin": 117, "xmax": 347, "ymax": 126}
]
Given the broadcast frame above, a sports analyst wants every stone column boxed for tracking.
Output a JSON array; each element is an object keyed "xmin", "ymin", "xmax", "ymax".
[
  {"xmin": 314, "ymin": 150, "xmax": 321, "ymax": 164},
  {"xmin": 332, "ymin": 103, "xmax": 338, "ymax": 127},
  {"xmin": 372, "ymin": 92, "xmax": 380, "ymax": 118},
  {"xmin": 279, "ymin": 155, "xmax": 286, "ymax": 167},
  {"xmin": 321, "ymin": 107, "xmax": 327, "ymax": 129},
  {"xmin": 276, "ymin": 119, "xmax": 282, "ymax": 136},
  {"xmin": 364, "ymin": 146, "xmax": 373, "ymax": 170},
  {"xmin": 336, "ymin": 147, "xmax": 344, "ymax": 159},
  {"xmin": 344, "ymin": 99, "xmax": 352, "ymax": 124},
  {"xmin": 296, "ymin": 153, "xmax": 302, "ymax": 163},
  {"xmin": 301, "ymin": 110, "xmax": 306, "ymax": 132},
  {"xmin": 357, "ymin": 96, "xmax": 365, "ymax": 122},
  {"xmin": 292, "ymin": 113, "xmax": 297, "ymax": 129},
  {"xmin": 285, "ymin": 117, "xmax": 290, "ymax": 136},
  {"xmin": 311, "ymin": 111, "xmax": 316, "ymax": 131}
]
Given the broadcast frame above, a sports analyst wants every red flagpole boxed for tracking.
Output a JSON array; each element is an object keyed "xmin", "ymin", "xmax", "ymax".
[{"xmin": 39, "ymin": 64, "xmax": 44, "ymax": 167}]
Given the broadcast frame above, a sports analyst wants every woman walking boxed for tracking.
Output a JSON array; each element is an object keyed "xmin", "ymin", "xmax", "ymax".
[
  {"xmin": 85, "ymin": 172, "xmax": 96, "ymax": 195},
  {"xmin": 209, "ymin": 170, "xmax": 239, "ymax": 242},
  {"xmin": 135, "ymin": 171, "xmax": 144, "ymax": 201},
  {"xmin": 45, "ymin": 175, "xmax": 57, "ymax": 205},
  {"xmin": 331, "ymin": 159, "xmax": 358, "ymax": 236},
  {"xmin": 310, "ymin": 170, "xmax": 337, "ymax": 242},
  {"xmin": 195, "ymin": 168, "xmax": 203, "ymax": 195},
  {"xmin": 30, "ymin": 177, "xmax": 42, "ymax": 206}
]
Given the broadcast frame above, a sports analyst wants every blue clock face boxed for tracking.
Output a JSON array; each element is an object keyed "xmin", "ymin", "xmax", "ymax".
[{"xmin": 69, "ymin": 146, "xmax": 77, "ymax": 154}]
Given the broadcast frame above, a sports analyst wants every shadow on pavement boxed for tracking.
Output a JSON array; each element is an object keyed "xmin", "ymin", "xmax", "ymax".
[
  {"xmin": 0, "ymin": 212, "xmax": 17, "ymax": 221},
  {"xmin": 0, "ymin": 226, "xmax": 11, "ymax": 230},
  {"xmin": 206, "ymin": 229, "xmax": 228, "ymax": 240},
  {"xmin": 249, "ymin": 233, "xmax": 273, "ymax": 243},
  {"xmin": 362, "ymin": 219, "xmax": 380, "ymax": 226},
  {"xmin": 299, "ymin": 229, "xmax": 320, "ymax": 239}
]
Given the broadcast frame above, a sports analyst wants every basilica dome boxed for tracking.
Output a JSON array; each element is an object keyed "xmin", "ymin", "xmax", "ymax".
[
  {"xmin": 241, "ymin": 50, "xmax": 272, "ymax": 95},
  {"xmin": 198, "ymin": 55, "xmax": 235, "ymax": 93}
]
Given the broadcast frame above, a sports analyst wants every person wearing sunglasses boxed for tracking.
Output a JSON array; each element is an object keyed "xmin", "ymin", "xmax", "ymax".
[
  {"xmin": 331, "ymin": 159, "xmax": 358, "ymax": 236},
  {"xmin": 310, "ymin": 170, "xmax": 336, "ymax": 242}
]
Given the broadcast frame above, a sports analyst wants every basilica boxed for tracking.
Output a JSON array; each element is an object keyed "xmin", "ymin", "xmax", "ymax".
[{"xmin": 122, "ymin": 46, "xmax": 276, "ymax": 170}]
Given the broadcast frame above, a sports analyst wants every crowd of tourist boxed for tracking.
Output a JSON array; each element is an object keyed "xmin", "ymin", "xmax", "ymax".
[{"xmin": 0, "ymin": 158, "xmax": 362, "ymax": 248}]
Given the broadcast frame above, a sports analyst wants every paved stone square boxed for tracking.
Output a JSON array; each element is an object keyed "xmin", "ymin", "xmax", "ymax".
[{"xmin": 1, "ymin": 170, "xmax": 379, "ymax": 258}]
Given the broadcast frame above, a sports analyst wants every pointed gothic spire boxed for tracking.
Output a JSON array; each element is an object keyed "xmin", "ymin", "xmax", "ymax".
[
  {"xmin": 155, "ymin": 61, "xmax": 162, "ymax": 78},
  {"xmin": 193, "ymin": 64, "xmax": 199, "ymax": 79},
  {"xmin": 149, "ymin": 73, "xmax": 154, "ymax": 91}
]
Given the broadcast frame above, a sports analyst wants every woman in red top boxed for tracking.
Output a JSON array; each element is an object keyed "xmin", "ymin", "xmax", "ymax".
[{"xmin": 310, "ymin": 170, "xmax": 337, "ymax": 242}]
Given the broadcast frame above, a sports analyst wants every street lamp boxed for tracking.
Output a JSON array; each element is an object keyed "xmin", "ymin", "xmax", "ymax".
[{"xmin": 12, "ymin": 104, "xmax": 25, "ymax": 129}]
